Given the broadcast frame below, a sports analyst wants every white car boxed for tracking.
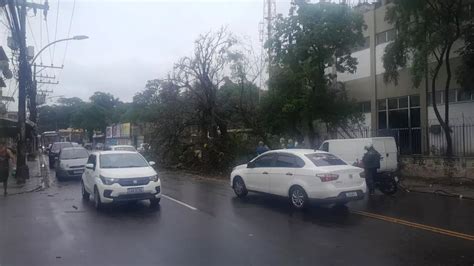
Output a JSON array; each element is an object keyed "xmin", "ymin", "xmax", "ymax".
[
  {"xmin": 108, "ymin": 145, "xmax": 136, "ymax": 152},
  {"xmin": 230, "ymin": 149, "xmax": 366, "ymax": 209},
  {"xmin": 81, "ymin": 151, "xmax": 161, "ymax": 210}
]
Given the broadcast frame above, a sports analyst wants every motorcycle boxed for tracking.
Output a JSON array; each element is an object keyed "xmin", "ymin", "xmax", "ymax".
[{"xmin": 354, "ymin": 160, "xmax": 399, "ymax": 195}]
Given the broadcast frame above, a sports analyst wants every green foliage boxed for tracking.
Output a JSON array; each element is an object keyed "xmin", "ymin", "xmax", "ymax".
[
  {"xmin": 382, "ymin": 0, "xmax": 471, "ymax": 156},
  {"xmin": 266, "ymin": 1, "xmax": 365, "ymax": 146}
]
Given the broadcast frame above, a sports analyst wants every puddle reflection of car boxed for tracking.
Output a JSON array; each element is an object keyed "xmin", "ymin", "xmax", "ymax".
[
  {"xmin": 81, "ymin": 151, "xmax": 161, "ymax": 210},
  {"xmin": 230, "ymin": 149, "xmax": 366, "ymax": 209},
  {"xmin": 56, "ymin": 147, "xmax": 89, "ymax": 181}
]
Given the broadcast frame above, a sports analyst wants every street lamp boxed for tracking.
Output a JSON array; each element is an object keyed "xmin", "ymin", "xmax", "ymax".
[{"xmin": 31, "ymin": 35, "xmax": 89, "ymax": 64}]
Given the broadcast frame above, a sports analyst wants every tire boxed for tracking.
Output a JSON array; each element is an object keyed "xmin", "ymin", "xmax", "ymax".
[
  {"xmin": 289, "ymin": 186, "xmax": 308, "ymax": 209},
  {"xmin": 150, "ymin": 198, "xmax": 161, "ymax": 208},
  {"xmin": 233, "ymin": 177, "xmax": 248, "ymax": 198},
  {"xmin": 379, "ymin": 179, "xmax": 398, "ymax": 195},
  {"xmin": 81, "ymin": 180, "xmax": 90, "ymax": 200},
  {"xmin": 94, "ymin": 187, "xmax": 104, "ymax": 210}
]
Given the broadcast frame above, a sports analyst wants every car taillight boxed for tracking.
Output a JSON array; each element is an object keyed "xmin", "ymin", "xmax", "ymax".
[{"xmin": 316, "ymin": 174, "xmax": 339, "ymax": 182}]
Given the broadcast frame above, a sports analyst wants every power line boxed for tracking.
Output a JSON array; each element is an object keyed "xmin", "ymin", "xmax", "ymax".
[
  {"xmin": 26, "ymin": 16, "xmax": 38, "ymax": 49},
  {"xmin": 44, "ymin": 15, "xmax": 53, "ymax": 64},
  {"xmin": 60, "ymin": 0, "xmax": 76, "ymax": 68},
  {"xmin": 52, "ymin": 0, "xmax": 60, "ymax": 62}
]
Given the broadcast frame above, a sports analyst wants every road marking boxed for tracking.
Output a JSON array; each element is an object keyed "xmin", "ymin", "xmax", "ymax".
[
  {"xmin": 352, "ymin": 210, "xmax": 474, "ymax": 241},
  {"xmin": 162, "ymin": 194, "xmax": 198, "ymax": 211}
]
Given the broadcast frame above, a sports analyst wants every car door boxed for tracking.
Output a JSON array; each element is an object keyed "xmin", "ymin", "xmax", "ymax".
[
  {"xmin": 84, "ymin": 154, "xmax": 97, "ymax": 192},
  {"xmin": 270, "ymin": 153, "xmax": 305, "ymax": 196},
  {"xmin": 246, "ymin": 153, "xmax": 275, "ymax": 193}
]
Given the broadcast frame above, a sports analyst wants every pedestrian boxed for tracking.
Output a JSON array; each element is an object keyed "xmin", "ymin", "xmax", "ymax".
[
  {"xmin": 0, "ymin": 140, "xmax": 16, "ymax": 196},
  {"xmin": 279, "ymin": 137, "xmax": 286, "ymax": 149},
  {"xmin": 256, "ymin": 141, "xmax": 269, "ymax": 155},
  {"xmin": 287, "ymin": 139, "xmax": 295, "ymax": 149},
  {"xmin": 361, "ymin": 144, "xmax": 381, "ymax": 195}
]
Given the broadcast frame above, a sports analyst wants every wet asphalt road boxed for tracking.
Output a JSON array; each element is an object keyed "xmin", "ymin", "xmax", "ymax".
[{"xmin": 1, "ymin": 169, "xmax": 473, "ymax": 266}]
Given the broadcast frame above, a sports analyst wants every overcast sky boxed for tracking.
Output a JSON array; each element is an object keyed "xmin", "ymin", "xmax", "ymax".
[{"xmin": 2, "ymin": 0, "xmax": 293, "ymax": 109}]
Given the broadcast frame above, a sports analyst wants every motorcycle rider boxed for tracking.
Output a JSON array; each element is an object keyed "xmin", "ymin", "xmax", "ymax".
[{"xmin": 362, "ymin": 144, "xmax": 381, "ymax": 195}]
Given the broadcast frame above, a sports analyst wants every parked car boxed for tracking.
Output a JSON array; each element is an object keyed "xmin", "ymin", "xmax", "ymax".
[
  {"xmin": 230, "ymin": 149, "xmax": 366, "ymax": 209},
  {"xmin": 108, "ymin": 145, "xmax": 136, "ymax": 152},
  {"xmin": 318, "ymin": 137, "xmax": 398, "ymax": 173},
  {"xmin": 56, "ymin": 147, "xmax": 89, "ymax": 180},
  {"xmin": 81, "ymin": 151, "xmax": 161, "ymax": 210},
  {"xmin": 48, "ymin": 142, "xmax": 73, "ymax": 168}
]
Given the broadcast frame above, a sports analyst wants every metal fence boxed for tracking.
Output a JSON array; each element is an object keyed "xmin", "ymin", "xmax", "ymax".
[{"xmin": 330, "ymin": 124, "xmax": 474, "ymax": 156}]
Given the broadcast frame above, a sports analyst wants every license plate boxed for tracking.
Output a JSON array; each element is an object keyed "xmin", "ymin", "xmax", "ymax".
[
  {"xmin": 74, "ymin": 170, "xmax": 84, "ymax": 174},
  {"xmin": 127, "ymin": 187, "xmax": 144, "ymax": 194},
  {"xmin": 345, "ymin": 192, "xmax": 358, "ymax": 197}
]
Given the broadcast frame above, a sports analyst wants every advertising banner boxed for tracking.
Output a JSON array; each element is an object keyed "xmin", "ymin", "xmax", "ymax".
[
  {"xmin": 106, "ymin": 126, "xmax": 112, "ymax": 138},
  {"xmin": 120, "ymin": 123, "xmax": 131, "ymax": 137}
]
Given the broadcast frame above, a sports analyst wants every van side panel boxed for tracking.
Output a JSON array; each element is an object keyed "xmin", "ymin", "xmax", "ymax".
[{"xmin": 328, "ymin": 139, "xmax": 370, "ymax": 166}]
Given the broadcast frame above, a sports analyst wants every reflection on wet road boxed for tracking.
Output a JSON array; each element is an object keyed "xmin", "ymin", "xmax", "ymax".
[{"xmin": 0, "ymin": 169, "xmax": 472, "ymax": 266}]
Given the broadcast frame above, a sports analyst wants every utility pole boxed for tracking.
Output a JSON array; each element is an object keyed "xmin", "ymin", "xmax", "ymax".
[{"xmin": 6, "ymin": 0, "xmax": 48, "ymax": 183}]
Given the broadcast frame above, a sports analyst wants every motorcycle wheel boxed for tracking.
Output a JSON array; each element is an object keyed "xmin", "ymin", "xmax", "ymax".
[{"xmin": 379, "ymin": 179, "xmax": 398, "ymax": 195}]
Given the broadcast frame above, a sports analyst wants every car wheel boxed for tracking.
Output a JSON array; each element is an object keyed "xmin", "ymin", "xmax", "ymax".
[
  {"xmin": 233, "ymin": 177, "xmax": 248, "ymax": 198},
  {"xmin": 81, "ymin": 180, "xmax": 90, "ymax": 200},
  {"xmin": 289, "ymin": 186, "xmax": 308, "ymax": 209},
  {"xmin": 150, "ymin": 198, "xmax": 161, "ymax": 208},
  {"xmin": 94, "ymin": 187, "xmax": 103, "ymax": 210}
]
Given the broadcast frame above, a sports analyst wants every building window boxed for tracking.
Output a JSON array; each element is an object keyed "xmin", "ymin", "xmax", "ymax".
[
  {"xmin": 428, "ymin": 89, "xmax": 474, "ymax": 105},
  {"xmin": 378, "ymin": 111, "xmax": 387, "ymax": 129},
  {"xmin": 378, "ymin": 95, "xmax": 420, "ymax": 129},
  {"xmin": 378, "ymin": 99, "xmax": 387, "ymax": 110},
  {"xmin": 376, "ymin": 29, "xmax": 396, "ymax": 45}
]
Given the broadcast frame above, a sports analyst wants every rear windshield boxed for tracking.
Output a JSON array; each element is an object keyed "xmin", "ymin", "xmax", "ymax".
[
  {"xmin": 305, "ymin": 153, "xmax": 347, "ymax": 167},
  {"xmin": 52, "ymin": 143, "xmax": 73, "ymax": 153},
  {"xmin": 60, "ymin": 149, "xmax": 89, "ymax": 160},
  {"xmin": 100, "ymin": 153, "xmax": 149, "ymax": 169}
]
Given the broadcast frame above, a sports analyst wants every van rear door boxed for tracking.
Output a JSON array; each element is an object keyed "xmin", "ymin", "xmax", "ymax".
[{"xmin": 383, "ymin": 138, "xmax": 398, "ymax": 171}]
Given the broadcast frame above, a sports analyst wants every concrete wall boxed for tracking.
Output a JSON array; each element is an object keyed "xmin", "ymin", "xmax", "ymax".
[{"xmin": 400, "ymin": 155, "xmax": 474, "ymax": 180}]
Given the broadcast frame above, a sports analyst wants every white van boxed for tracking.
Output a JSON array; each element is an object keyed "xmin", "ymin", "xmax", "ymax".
[{"xmin": 318, "ymin": 137, "xmax": 398, "ymax": 173}]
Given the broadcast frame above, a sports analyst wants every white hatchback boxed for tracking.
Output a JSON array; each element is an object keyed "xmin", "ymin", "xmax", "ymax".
[
  {"xmin": 81, "ymin": 151, "xmax": 161, "ymax": 209},
  {"xmin": 230, "ymin": 149, "xmax": 366, "ymax": 209}
]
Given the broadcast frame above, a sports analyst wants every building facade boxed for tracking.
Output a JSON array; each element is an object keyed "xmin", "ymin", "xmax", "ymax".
[{"xmin": 337, "ymin": 0, "xmax": 474, "ymax": 156}]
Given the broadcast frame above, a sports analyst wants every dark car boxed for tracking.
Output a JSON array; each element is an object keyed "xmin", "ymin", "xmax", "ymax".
[{"xmin": 48, "ymin": 142, "xmax": 73, "ymax": 168}]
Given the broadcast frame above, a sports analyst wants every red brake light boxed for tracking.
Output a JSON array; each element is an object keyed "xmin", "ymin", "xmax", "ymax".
[{"xmin": 316, "ymin": 174, "xmax": 339, "ymax": 182}]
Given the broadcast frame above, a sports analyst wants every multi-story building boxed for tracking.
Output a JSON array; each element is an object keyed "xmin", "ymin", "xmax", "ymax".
[{"xmin": 336, "ymin": 0, "xmax": 474, "ymax": 156}]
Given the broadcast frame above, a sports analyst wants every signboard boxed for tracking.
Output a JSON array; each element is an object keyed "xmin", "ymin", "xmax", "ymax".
[
  {"xmin": 120, "ymin": 123, "xmax": 131, "ymax": 137},
  {"xmin": 106, "ymin": 126, "xmax": 112, "ymax": 138}
]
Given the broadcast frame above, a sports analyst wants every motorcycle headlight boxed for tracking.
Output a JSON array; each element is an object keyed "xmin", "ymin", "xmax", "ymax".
[
  {"xmin": 99, "ymin": 175, "xmax": 118, "ymax": 185},
  {"xmin": 149, "ymin": 175, "xmax": 159, "ymax": 182}
]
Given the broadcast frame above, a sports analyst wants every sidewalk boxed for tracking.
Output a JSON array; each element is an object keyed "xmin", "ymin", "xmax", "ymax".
[
  {"xmin": 400, "ymin": 177, "xmax": 474, "ymax": 199},
  {"xmin": 4, "ymin": 154, "xmax": 48, "ymax": 196}
]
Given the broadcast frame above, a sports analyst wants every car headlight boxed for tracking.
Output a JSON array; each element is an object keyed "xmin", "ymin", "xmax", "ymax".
[
  {"xmin": 149, "ymin": 175, "xmax": 159, "ymax": 182},
  {"xmin": 99, "ymin": 175, "xmax": 118, "ymax": 185}
]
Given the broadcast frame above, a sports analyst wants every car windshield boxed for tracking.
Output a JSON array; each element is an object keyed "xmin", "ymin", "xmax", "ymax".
[
  {"xmin": 52, "ymin": 143, "xmax": 72, "ymax": 153},
  {"xmin": 114, "ymin": 146, "xmax": 135, "ymax": 151},
  {"xmin": 305, "ymin": 153, "xmax": 347, "ymax": 167},
  {"xmin": 100, "ymin": 153, "xmax": 149, "ymax": 168},
  {"xmin": 60, "ymin": 149, "xmax": 89, "ymax": 160}
]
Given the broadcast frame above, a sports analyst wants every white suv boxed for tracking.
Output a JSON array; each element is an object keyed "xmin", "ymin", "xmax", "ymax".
[
  {"xmin": 230, "ymin": 149, "xmax": 366, "ymax": 209},
  {"xmin": 81, "ymin": 151, "xmax": 161, "ymax": 209}
]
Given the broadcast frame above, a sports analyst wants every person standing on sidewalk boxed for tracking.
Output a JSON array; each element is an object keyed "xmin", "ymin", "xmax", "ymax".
[
  {"xmin": 362, "ymin": 144, "xmax": 381, "ymax": 196},
  {"xmin": 0, "ymin": 140, "xmax": 16, "ymax": 196}
]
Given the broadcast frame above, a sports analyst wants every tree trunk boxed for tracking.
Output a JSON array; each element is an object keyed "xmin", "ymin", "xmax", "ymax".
[
  {"xmin": 430, "ymin": 47, "xmax": 451, "ymax": 156},
  {"xmin": 443, "ymin": 43, "xmax": 454, "ymax": 157}
]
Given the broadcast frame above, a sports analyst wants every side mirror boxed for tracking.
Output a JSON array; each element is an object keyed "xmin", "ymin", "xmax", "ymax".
[
  {"xmin": 85, "ymin": 163, "xmax": 94, "ymax": 169},
  {"xmin": 149, "ymin": 161, "xmax": 156, "ymax": 166},
  {"xmin": 247, "ymin": 161, "xmax": 255, "ymax": 168}
]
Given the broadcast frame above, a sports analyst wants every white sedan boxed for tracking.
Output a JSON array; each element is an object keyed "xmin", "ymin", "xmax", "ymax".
[
  {"xmin": 81, "ymin": 151, "xmax": 161, "ymax": 210},
  {"xmin": 230, "ymin": 149, "xmax": 366, "ymax": 209}
]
